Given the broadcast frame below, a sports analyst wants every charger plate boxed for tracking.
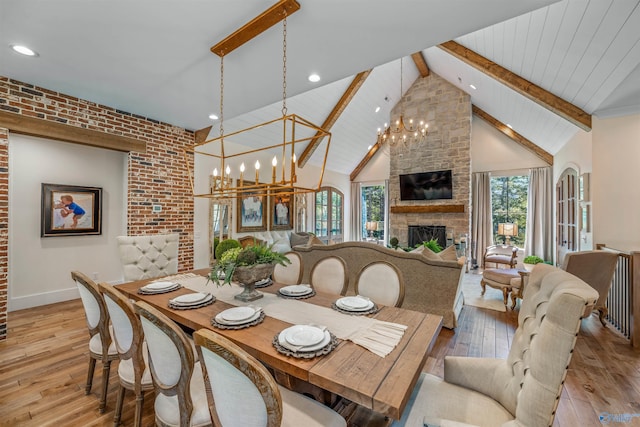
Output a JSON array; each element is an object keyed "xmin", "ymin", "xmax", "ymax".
[
  {"xmin": 272, "ymin": 330, "xmax": 338, "ymax": 358},
  {"xmin": 211, "ymin": 311, "xmax": 265, "ymax": 330},
  {"xmin": 331, "ymin": 301, "xmax": 380, "ymax": 316}
]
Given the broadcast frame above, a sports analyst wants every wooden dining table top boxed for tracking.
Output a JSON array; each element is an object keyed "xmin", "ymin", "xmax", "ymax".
[{"xmin": 115, "ymin": 268, "xmax": 443, "ymax": 420}]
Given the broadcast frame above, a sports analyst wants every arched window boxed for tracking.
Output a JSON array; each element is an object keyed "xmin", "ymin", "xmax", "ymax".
[{"xmin": 314, "ymin": 187, "xmax": 343, "ymax": 244}]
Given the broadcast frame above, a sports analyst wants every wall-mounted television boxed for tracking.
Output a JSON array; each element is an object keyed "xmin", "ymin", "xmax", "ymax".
[{"xmin": 399, "ymin": 170, "xmax": 453, "ymax": 201}]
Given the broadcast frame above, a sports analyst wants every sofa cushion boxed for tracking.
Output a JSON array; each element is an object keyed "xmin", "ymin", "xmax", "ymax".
[{"xmin": 438, "ymin": 245, "xmax": 458, "ymax": 261}]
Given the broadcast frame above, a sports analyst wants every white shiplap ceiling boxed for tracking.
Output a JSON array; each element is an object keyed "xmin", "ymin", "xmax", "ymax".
[{"xmin": 1, "ymin": 0, "xmax": 639, "ymax": 175}]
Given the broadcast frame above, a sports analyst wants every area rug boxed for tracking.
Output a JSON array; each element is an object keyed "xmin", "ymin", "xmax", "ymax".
[{"xmin": 461, "ymin": 271, "xmax": 507, "ymax": 312}]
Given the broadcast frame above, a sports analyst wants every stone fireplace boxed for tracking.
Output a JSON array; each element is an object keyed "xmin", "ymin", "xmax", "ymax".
[
  {"xmin": 408, "ymin": 225, "xmax": 447, "ymax": 248},
  {"xmin": 388, "ymin": 72, "xmax": 471, "ymax": 247}
]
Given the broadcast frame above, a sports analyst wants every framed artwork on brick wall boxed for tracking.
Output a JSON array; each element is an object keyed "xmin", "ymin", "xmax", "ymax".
[
  {"xmin": 41, "ymin": 183, "xmax": 102, "ymax": 237},
  {"xmin": 236, "ymin": 181, "xmax": 267, "ymax": 232}
]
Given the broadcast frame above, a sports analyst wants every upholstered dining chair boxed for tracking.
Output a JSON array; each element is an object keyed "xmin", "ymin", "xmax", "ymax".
[
  {"xmin": 309, "ymin": 255, "xmax": 348, "ymax": 295},
  {"xmin": 133, "ymin": 301, "xmax": 211, "ymax": 427},
  {"xmin": 561, "ymin": 250, "xmax": 618, "ymax": 326},
  {"xmin": 117, "ymin": 233, "xmax": 179, "ymax": 282},
  {"xmin": 193, "ymin": 328, "xmax": 346, "ymax": 427},
  {"xmin": 391, "ymin": 264, "xmax": 599, "ymax": 427},
  {"xmin": 272, "ymin": 251, "xmax": 303, "ymax": 285},
  {"xmin": 99, "ymin": 283, "xmax": 153, "ymax": 427},
  {"xmin": 354, "ymin": 261, "xmax": 404, "ymax": 307},
  {"xmin": 71, "ymin": 271, "xmax": 119, "ymax": 413}
]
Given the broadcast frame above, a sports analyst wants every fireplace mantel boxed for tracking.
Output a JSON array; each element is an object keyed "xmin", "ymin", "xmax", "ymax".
[{"xmin": 390, "ymin": 204, "xmax": 465, "ymax": 214}]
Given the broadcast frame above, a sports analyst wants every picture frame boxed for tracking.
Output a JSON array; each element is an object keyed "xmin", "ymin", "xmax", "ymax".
[
  {"xmin": 41, "ymin": 183, "xmax": 102, "ymax": 237},
  {"xmin": 270, "ymin": 190, "xmax": 294, "ymax": 230},
  {"xmin": 236, "ymin": 181, "xmax": 267, "ymax": 232}
]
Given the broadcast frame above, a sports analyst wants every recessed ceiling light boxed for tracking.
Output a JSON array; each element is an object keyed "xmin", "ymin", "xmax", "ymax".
[
  {"xmin": 209, "ymin": 114, "xmax": 219, "ymax": 120},
  {"xmin": 308, "ymin": 73, "xmax": 320, "ymax": 83},
  {"xmin": 506, "ymin": 124, "xmax": 513, "ymax": 129},
  {"xmin": 11, "ymin": 44, "xmax": 38, "ymax": 57},
  {"xmin": 469, "ymin": 84, "xmax": 477, "ymax": 90},
  {"xmin": 375, "ymin": 106, "xmax": 381, "ymax": 113},
  {"xmin": 367, "ymin": 145, "xmax": 372, "ymax": 150}
]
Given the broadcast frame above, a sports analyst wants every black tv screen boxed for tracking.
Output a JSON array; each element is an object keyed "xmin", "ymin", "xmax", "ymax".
[{"xmin": 399, "ymin": 170, "xmax": 453, "ymax": 201}]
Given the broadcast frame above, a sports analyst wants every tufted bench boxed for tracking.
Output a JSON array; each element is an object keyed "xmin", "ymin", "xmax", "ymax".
[{"xmin": 117, "ymin": 234, "xmax": 179, "ymax": 282}]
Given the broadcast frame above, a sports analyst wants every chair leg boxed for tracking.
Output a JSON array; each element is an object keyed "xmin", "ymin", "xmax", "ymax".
[
  {"xmin": 85, "ymin": 356, "xmax": 97, "ymax": 395},
  {"xmin": 510, "ymin": 292, "xmax": 517, "ymax": 310},
  {"xmin": 114, "ymin": 384, "xmax": 126, "ymax": 427},
  {"xmin": 480, "ymin": 279, "xmax": 486, "ymax": 296},
  {"xmin": 502, "ymin": 287, "xmax": 509, "ymax": 306},
  {"xmin": 598, "ymin": 307, "xmax": 608, "ymax": 327},
  {"xmin": 99, "ymin": 360, "xmax": 112, "ymax": 413},
  {"xmin": 134, "ymin": 392, "xmax": 144, "ymax": 427}
]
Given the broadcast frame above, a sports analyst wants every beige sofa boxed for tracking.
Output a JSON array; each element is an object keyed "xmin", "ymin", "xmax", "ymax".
[{"xmin": 293, "ymin": 242, "xmax": 465, "ymax": 329}]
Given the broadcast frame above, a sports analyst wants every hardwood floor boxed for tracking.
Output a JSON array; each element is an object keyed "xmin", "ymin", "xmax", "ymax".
[{"xmin": 1, "ymin": 291, "xmax": 638, "ymax": 426}]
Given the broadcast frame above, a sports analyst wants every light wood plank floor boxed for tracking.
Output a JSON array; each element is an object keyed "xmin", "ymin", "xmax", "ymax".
[{"xmin": 1, "ymin": 291, "xmax": 639, "ymax": 426}]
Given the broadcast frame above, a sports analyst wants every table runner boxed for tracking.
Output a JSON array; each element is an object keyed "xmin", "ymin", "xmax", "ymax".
[{"xmin": 159, "ymin": 273, "xmax": 407, "ymax": 357}]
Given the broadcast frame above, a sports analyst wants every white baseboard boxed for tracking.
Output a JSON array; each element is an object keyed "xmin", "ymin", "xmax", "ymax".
[{"xmin": 8, "ymin": 280, "xmax": 122, "ymax": 312}]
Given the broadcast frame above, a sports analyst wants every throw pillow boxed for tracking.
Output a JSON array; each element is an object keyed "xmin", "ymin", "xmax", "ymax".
[
  {"xmin": 308, "ymin": 235, "xmax": 325, "ymax": 246},
  {"xmin": 438, "ymin": 245, "xmax": 459, "ymax": 261},
  {"xmin": 271, "ymin": 237, "xmax": 292, "ymax": 254},
  {"xmin": 290, "ymin": 232, "xmax": 310, "ymax": 247},
  {"xmin": 413, "ymin": 245, "xmax": 441, "ymax": 261}
]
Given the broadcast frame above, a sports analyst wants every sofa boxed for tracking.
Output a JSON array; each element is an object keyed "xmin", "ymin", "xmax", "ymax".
[
  {"xmin": 236, "ymin": 230, "xmax": 319, "ymax": 253},
  {"xmin": 293, "ymin": 241, "xmax": 465, "ymax": 329}
]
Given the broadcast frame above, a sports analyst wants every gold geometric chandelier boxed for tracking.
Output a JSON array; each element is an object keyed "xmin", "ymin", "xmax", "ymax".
[
  {"xmin": 377, "ymin": 57, "xmax": 429, "ymax": 145},
  {"xmin": 184, "ymin": 0, "xmax": 331, "ymax": 200}
]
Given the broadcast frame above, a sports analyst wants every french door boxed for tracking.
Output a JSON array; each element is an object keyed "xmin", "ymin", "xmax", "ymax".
[{"xmin": 556, "ymin": 168, "xmax": 578, "ymax": 266}]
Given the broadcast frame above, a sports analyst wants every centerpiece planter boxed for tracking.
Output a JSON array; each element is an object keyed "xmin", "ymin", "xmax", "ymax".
[{"xmin": 232, "ymin": 264, "xmax": 275, "ymax": 302}]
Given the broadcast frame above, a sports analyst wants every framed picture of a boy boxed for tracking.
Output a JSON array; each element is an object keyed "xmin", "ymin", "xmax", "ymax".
[{"xmin": 41, "ymin": 183, "xmax": 102, "ymax": 237}]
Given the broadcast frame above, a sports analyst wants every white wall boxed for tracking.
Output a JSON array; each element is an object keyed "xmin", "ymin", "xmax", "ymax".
[
  {"xmin": 471, "ymin": 117, "xmax": 548, "ymax": 172},
  {"xmin": 355, "ymin": 144, "xmax": 390, "ymax": 182},
  {"xmin": 8, "ymin": 134, "xmax": 127, "ymax": 310},
  {"xmin": 592, "ymin": 113, "xmax": 640, "ymax": 252}
]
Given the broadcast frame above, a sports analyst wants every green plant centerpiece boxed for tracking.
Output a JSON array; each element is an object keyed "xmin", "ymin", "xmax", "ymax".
[
  {"xmin": 523, "ymin": 255, "xmax": 544, "ymax": 272},
  {"xmin": 209, "ymin": 244, "xmax": 290, "ymax": 302},
  {"xmin": 422, "ymin": 238, "xmax": 443, "ymax": 253}
]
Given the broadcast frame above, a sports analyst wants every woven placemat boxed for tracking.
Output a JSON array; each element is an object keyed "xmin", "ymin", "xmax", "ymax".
[
  {"xmin": 254, "ymin": 278, "xmax": 273, "ymax": 289},
  {"xmin": 272, "ymin": 332, "xmax": 339, "ymax": 358},
  {"xmin": 276, "ymin": 289, "xmax": 316, "ymax": 299},
  {"xmin": 211, "ymin": 311, "xmax": 266, "ymax": 330},
  {"xmin": 168, "ymin": 296, "xmax": 215, "ymax": 310},
  {"xmin": 331, "ymin": 302, "xmax": 380, "ymax": 316},
  {"xmin": 138, "ymin": 285, "xmax": 182, "ymax": 295}
]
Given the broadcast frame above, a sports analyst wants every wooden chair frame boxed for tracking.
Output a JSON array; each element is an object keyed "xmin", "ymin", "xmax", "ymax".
[
  {"xmin": 354, "ymin": 260, "xmax": 405, "ymax": 307},
  {"xmin": 71, "ymin": 271, "xmax": 118, "ymax": 413},
  {"xmin": 99, "ymin": 283, "xmax": 153, "ymax": 427},
  {"xmin": 194, "ymin": 328, "xmax": 284, "ymax": 427},
  {"xmin": 309, "ymin": 255, "xmax": 349, "ymax": 295},
  {"xmin": 134, "ymin": 301, "xmax": 198, "ymax": 427}
]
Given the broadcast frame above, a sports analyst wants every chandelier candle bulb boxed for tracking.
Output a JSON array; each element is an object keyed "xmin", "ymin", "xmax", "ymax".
[
  {"xmin": 292, "ymin": 153, "xmax": 296, "ymax": 182},
  {"xmin": 255, "ymin": 160, "xmax": 260, "ymax": 183},
  {"xmin": 225, "ymin": 165, "xmax": 231, "ymax": 178},
  {"xmin": 239, "ymin": 163, "xmax": 245, "ymax": 187},
  {"xmin": 272, "ymin": 156, "xmax": 277, "ymax": 183}
]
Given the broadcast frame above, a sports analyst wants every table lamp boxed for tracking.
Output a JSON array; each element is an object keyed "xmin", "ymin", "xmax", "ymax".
[
  {"xmin": 365, "ymin": 221, "xmax": 378, "ymax": 238},
  {"xmin": 498, "ymin": 223, "xmax": 518, "ymax": 245}
]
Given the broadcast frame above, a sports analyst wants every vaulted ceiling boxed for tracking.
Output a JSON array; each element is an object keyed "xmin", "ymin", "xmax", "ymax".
[{"xmin": 2, "ymin": 0, "xmax": 639, "ymax": 175}]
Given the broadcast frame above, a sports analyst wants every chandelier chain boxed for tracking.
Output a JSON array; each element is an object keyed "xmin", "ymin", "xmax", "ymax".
[
  {"xmin": 219, "ymin": 55, "xmax": 224, "ymax": 137},
  {"xmin": 282, "ymin": 15, "xmax": 288, "ymax": 117}
]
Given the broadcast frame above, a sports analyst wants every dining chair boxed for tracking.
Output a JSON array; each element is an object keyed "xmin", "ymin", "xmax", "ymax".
[
  {"xmin": 133, "ymin": 301, "xmax": 212, "ymax": 427},
  {"xmin": 309, "ymin": 255, "xmax": 348, "ymax": 295},
  {"xmin": 391, "ymin": 264, "xmax": 599, "ymax": 427},
  {"xmin": 99, "ymin": 283, "xmax": 154, "ymax": 427},
  {"xmin": 193, "ymin": 328, "xmax": 346, "ymax": 427},
  {"xmin": 71, "ymin": 271, "xmax": 119, "ymax": 413},
  {"xmin": 117, "ymin": 233, "xmax": 179, "ymax": 282},
  {"xmin": 354, "ymin": 260, "xmax": 404, "ymax": 307},
  {"xmin": 272, "ymin": 251, "xmax": 303, "ymax": 285}
]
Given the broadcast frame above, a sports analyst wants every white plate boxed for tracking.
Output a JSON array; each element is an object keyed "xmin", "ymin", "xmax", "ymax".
[
  {"xmin": 285, "ymin": 325, "xmax": 325, "ymax": 346},
  {"xmin": 336, "ymin": 298, "xmax": 374, "ymax": 312},
  {"xmin": 255, "ymin": 278, "xmax": 270, "ymax": 286},
  {"xmin": 215, "ymin": 309, "xmax": 261, "ymax": 325},
  {"xmin": 279, "ymin": 328, "xmax": 331, "ymax": 352},
  {"xmin": 220, "ymin": 306, "xmax": 256, "ymax": 322},
  {"xmin": 143, "ymin": 281, "xmax": 177, "ymax": 291},
  {"xmin": 171, "ymin": 293, "xmax": 210, "ymax": 305},
  {"xmin": 337, "ymin": 296, "xmax": 371, "ymax": 309},
  {"xmin": 279, "ymin": 285, "xmax": 312, "ymax": 296}
]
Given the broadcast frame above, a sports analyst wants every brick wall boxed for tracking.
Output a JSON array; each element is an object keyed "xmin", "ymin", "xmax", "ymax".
[
  {"xmin": 389, "ymin": 72, "xmax": 471, "ymax": 246},
  {"xmin": 0, "ymin": 77, "xmax": 195, "ymax": 340}
]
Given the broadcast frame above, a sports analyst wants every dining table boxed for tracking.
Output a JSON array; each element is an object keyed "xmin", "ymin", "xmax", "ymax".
[{"xmin": 115, "ymin": 268, "xmax": 443, "ymax": 421}]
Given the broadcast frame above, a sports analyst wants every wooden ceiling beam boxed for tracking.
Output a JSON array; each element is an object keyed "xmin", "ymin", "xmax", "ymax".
[
  {"xmin": 194, "ymin": 126, "xmax": 212, "ymax": 145},
  {"xmin": 439, "ymin": 41, "xmax": 591, "ymax": 132},
  {"xmin": 298, "ymin": 69, "xmax": 372, "ymax": 167},
  {"xmin": 411, "ymin": 51, "xmax": 430, "ymax": 77},
  {"xmin": 472, "ymin": 105, "xmax": 553, "ymax": 165},
  {"xmin": 0, "ymin": 110, "xmax": 146, "ymax": 153},
  {"xmin": 350, "ymin": 129, "xmax": 386, "ymax": 181},
  {"xmin": 210, "ymin": 0, "xmax": 300, "ymax": 57}
]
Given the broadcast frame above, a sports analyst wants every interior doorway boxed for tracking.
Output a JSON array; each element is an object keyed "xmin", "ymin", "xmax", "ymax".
[{"xmin": 556, "ymin": 167, "xmax": 578, "ymax": 266}]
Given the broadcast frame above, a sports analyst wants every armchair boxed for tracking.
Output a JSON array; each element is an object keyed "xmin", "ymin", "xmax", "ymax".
[
  {"xmin": 483, "ymin": 245, "xmax": 518, "ymax": 269},
  {"xmin": 392, "ymin": 264, "xmax": 599, "ymax": 427},
  {"xmin": 561, "ymin": 250, "xmax": 618, "ymax": 326}
]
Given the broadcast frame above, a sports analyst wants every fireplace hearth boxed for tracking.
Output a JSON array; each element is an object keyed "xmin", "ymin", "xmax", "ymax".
[{"xmin": 408, "ymin": 225, "xmax": 447, "ymax": 249}]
